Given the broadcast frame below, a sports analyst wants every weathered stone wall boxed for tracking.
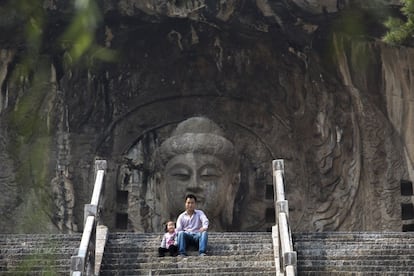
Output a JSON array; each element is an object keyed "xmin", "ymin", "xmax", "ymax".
[{"xmin": 0, "ymin": 0, "xmax": 411, "ymax": 233}]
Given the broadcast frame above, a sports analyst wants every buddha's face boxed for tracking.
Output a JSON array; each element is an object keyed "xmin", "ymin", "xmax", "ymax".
[{"xmin": 163, "ymin": 152, "xmax": 235, "ymax": 218}]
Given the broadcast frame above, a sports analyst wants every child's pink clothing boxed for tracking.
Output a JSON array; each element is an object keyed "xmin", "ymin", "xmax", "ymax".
[{"xmin": 160, "ymin": 232, "xmax": 177, "ymax": 249}]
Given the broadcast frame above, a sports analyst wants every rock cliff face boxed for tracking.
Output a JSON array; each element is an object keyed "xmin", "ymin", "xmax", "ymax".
[{"xmin": 0, "ymin": 0, "xmax": 412, "ymax": 233}]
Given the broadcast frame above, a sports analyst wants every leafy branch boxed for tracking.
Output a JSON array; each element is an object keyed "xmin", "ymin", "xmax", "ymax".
[{"xmin": 383, "ymin": 0, "xmax": 414, "ymax": 45}]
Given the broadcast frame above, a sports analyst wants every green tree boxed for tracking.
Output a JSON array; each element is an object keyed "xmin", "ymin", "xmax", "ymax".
[
  {"xmin": 2, "ymin": 0, "xmax": 117, "ymax": 233},
  {"xmin": 383, "ymin": 0, "xmax": 414, "ymax": 45}
]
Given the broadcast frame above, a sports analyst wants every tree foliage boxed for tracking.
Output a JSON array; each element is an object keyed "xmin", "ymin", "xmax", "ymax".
[
  {"xmin": 2, "ymin": 0, "xmax": 117, "ymax": 232},
  {"xmin": 383, "ymin": 0, "xmax": 414, "ymax": 45},
  {"xmin": 7, "ymin": 0, "xmax": 117, "ymax": 83},
  {"xmin": 59, "ymin": 0, "xmax": 117, "ymax": 67}
]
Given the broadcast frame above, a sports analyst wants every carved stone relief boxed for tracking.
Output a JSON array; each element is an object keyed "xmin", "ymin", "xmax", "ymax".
[
  {"xmin": 114, "ymin": 111, "xmax": 285, "ymax": 232},
  {"xmin": 0, "ymin": 1, "xmax": 411, "ymax": 234},
  {"xmin": 99, "ymin": 68, "xmax": 407, "ymax": 233}
]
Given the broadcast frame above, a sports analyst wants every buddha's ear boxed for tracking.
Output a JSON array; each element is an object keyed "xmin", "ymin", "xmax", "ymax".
[
  {"xmin": 232, "ymin": 172, "xmax": 241, "ymax": 187},
  {"xmin": 155, "ymin": 172, "xmax": 162, "ymax": 185},
  {"xmin": 223, "ymin": 172, "xmax": 241, "ymax": 227},
  {"xmin": 154, "ymin": 172, "xmax": 164, "ymax": 202},
  {"xmin": 154, "ymin": 172, "xmax": 164, "ymax": 187}
]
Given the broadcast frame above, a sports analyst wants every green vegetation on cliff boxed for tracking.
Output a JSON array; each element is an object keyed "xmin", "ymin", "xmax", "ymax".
[
  {"xmin": 383, "ymin": 0, "xmax": 414, "ymax": 45},
  {"xmin": 4, "ymin": 0, "xmax": 116, "ymax": 233}
]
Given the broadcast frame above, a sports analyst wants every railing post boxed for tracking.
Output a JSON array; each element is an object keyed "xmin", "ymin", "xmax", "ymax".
[
  {"xmin": 273, "ymin": 159, "xmax": 285, "ymax": 222},
  {"xmin": 95, "ymin": 159, "xmax": 107, "ymax": 171},
  {"xmin": 272, "ymin": 159, "xmax": 296, "ymax": 276},
  {"xmin": 92, "ymin": 160, "xmax": 107, "ymax": 206},
  {"xmin": 71, "ymin": 159, "xmax": 107, "ymax": 276},
  {"xmin": 277, "ymin": 200, "xmax": 289, "ymax": 217},
  {"xmin": 71, "ymin": 256, "xmax": 84, "ymax": 275}
]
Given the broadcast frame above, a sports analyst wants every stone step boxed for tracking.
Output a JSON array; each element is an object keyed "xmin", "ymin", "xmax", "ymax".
[
  {"xmin": 297, "ymin": 248, "xmax": 414, "ymax": 257},
  {"xmin": 106, "ymin": 236, "xmax": 274, "ymax": 243},
  {"xmin": 106, "ymin": 233, "xmax": 272, "ymax": 240},
  {"xmin": 1, "ymin": 248, "xmax": 79, "ymax": 261},
  {"xmin": 297, "ymin": 258, "xmax": 414, "ymax": 267},
  {"xmin": 295, "ymin": 240, "xmax": 414, "ymax": 246},
  {"xmin": 105, "ymin": 244, "xmax": 273, "ymax": 254},
  {"xmin": 106, "ymin": 240, "xmax": 274, "ymax": 247},
  {"xmin": 0, "ymin": 243, "xmax": 80, "ymax": 249},
  {"xmin": 301, "ymin": 249, "xmax": 413, "ymax": 257},
  {"xmin": 1, "ymin": 262, "xmax": 72, "ymax": 273},
  {"xmin": 105, "ymin": 243, "xmax": 273, "ymax": 252},
  {"xmin": 107, "ymin": 233, "xmax": 272, "ymax": 240},
  {"xmin": 100, "ymin": 268, "xmax": 276, "ymax": 276},
  {"xmin": 1, "ymin": 265, "xmax": 71, "ymax": 272},
  {"xmin": 294, "ymin": 236, "xmax": 414, "ymax": 242},
  {"xmin": 297, "ymin": 264, "xmax": 414, "ymax": 275},
  {"xmin": 0, "ymin": 255, "xmax": 71, "ymax": 268},
  {"xmin": 0, "ymin": 269, "xmax": 70, "ymax": 275},
  {"xmin": 100, "ymin": 265, "xmax": 278, "ymax": 276},
  {"xmin": 297, "ymin": 249, "xmax": 414, "ymax": 261},
  {"xmin": 0, "ymin": 233, "xmax": 82, "ymax": 241},
  {"xmin": 104, "ymin": 251, "xmax": 273, "ymax": 263},
  {"xmin": 106, "ymin": 235, "xmax": 272, "ymax": 243},
  {"xmin": 110, "ymin": 232, "xmax": 272, "ymax": 237},
  {"xmin": 104, "ymin": 252, "xmax": 274, "ymax": 260},
  {"xmin": 2, "ymin": 254, "xmax": 77, "ymax": 264},
  {"xmin": 102, "ymin": 249, "xmax": 273, "ymax": 259},
  {"xmin": 293, "ymin": 232, "xmax": 414, "ymax": 241},
  {"xmin": 294, "ymin": 241, "xmax": 414, "ymax": 248},
  {"xmin": 2, "ymin": 247, "xmax": 78, "ymax": 254},
  {"xmin": 103, "ymin": 259, "xmax": 275, "ymax": 270},
  {"xmin": 297, "ymin": 270, "xmax": 414, "ymax": 276}
]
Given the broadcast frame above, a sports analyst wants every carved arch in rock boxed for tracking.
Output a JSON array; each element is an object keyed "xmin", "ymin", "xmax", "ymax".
[{"xmin": 96, "ymin": 95, "xmax": 311, "ymax": 232}]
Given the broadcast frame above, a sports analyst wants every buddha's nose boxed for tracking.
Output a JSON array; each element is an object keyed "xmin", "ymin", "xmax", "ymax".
[
  {"xmin": 188, "ymin": 174, "xmax": 201, "ymax": 186},
  {"xmin": 186, "ymin": 175, "xmax": 203, "ymax": 192}
]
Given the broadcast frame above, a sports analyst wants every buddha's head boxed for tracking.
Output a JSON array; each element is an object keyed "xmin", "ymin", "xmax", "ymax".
[{"xmin": 156, "ymin": 117, "xmax": 240, "ymax": 230}]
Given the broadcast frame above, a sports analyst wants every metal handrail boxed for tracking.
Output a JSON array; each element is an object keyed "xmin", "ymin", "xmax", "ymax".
[
  {"xmin": 71, "ymin": 160, "xmax": 107, "ymax": 276},
  {"xmin": 272, "ymin": 159, "xmax": 297, "ymax": 276}
]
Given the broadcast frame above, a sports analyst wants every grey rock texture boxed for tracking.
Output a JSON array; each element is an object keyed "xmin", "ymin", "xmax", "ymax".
[{"xmin": 0, "ymin": 0, "xmax": 412, "ymax": 233}]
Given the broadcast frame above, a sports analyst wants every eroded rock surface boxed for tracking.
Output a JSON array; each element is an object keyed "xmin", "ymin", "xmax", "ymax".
[{"xmin": 0, "ymin": 0, "xmax": 412, "ymax": 233}]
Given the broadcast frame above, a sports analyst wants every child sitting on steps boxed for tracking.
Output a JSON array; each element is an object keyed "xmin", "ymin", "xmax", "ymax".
[{"xmin": 158, "ymin": 220, "xmax": 178, "ymax": 257}]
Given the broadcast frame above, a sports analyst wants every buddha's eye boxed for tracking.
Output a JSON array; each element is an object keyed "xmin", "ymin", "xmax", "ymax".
[
  {"xmin": 199, "ymin": 166, "xmax": 222, "ymax": 180},
  {"xmin": 169, "ymin": 167, "xmax": 191, "ymax": 181}
]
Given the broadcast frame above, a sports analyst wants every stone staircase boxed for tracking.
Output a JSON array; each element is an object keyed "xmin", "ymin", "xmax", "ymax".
[
  {"xmin": 0, "ymin": 233, "xmax": 82, "ymax": 275},
  {"xmin": 99, "ymin": 232, "xmax": 276, "ymax": 275},
  {"xmin": 293, "ymin": 232, "xmax": 414, "ymax": 275},
  {"xmin": 2, "ymin": 231, "xmax": 414, "ymax": 275}
]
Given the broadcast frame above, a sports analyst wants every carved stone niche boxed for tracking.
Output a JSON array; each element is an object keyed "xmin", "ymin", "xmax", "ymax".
[
  {"xmin": 115, "ymin": 119, "xmax": 274, "ymax": 232},
  {"xmin": 105, "ymin": 96, "xmax": 306, "ymax": 233},
  {"xmin": 100, "ymin": 85, "xmax": 406, "ymax": 233}
]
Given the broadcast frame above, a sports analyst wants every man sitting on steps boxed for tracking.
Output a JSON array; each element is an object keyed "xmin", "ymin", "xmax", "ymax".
[{"xmin": 176, "ymin": 194, "xmax": 209, "ymax": 256}]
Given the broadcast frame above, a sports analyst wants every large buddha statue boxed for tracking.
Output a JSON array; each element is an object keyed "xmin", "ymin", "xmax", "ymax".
[{"xmin": 155, "ymin": 117, "xmax": 240, "ymax": 231}]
